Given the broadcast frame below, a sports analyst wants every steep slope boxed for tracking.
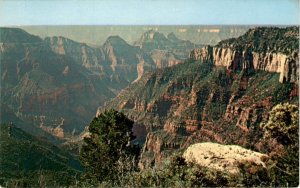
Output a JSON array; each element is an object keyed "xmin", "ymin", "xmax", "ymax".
[
  {"xmin": 0, "ymin": 27, "xmax": 43, "ymax": 43},
  {"xmin": 1, "ymin": 28, "xmax": 202, "ymax": 140},
  {"xmin": 0, "ymin": 104, "xmax": 64, "ymax": 143},
  {"xmin": 0, "ymin": 123, "xmax": 81, "ymax": 186},
  {"xmin": 190, "ymin": 27, "xmax": 299, "ymax": 83},
  {"xmin": 45, "ymin": 36, "xmax": 106, "ymax": 72},
  {"xmin": 97, "ymin": 26, "xmax": 299, "ymax": 167},
  {"xmin": 1, "ymin": 28, "xmax": 115, "ymax": 138},
  {"xmin": 46, "ymin": 31, "xmax": 201, "ymax": 83},
  {"xmin": 102, "ymin": 35, "xmax": 155, "ymax": 82},
  {"xmin": 45, "ymin": 34, "xmax": 156, "ymax": 88}
]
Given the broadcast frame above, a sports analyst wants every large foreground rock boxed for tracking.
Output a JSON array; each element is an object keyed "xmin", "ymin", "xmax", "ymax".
[{"xmin": 183, "ymin": 142, "xmax": 268, "ymax": 174}]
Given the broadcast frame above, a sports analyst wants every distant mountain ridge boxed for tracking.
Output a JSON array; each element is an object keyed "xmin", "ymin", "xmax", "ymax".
[
  {"xmin": 0, "ymin": 27, "xmax": 43, "ymax": 43},
  {"xmin": 1, "ymin": 27, "xmax": 201, "ymax": 140},
  {"xmin": 134, "ymin": 29, "xmax": 199, "ymax": 51},
  {"xmin": 133, "ymin": 30, "xmax": 202, "ymax": 70},
  {"xmin": 20, "ymin": 25, "xmax": 251, "ymax": 45},
  {"xmin": 1, "ymin": 28, "xmax": 116, "ymax": 139}
]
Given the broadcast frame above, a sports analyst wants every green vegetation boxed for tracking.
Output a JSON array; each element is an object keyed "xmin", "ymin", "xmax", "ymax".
[
  {"xmin": 243, "ymin": 71, "xmax": 294, "ymax": 106},
  {"xmin": 217, "ymin": 26, "xmax": 299, "ymax": 54},
  {"xmin": 80, "ymin": 109, "xmax": 139, "ymax": 185},
  {"xmin": 263, "ymin": 103, "xmax": 298, "ymax": 145},
  {"xmin": 2, "ymin": 103, "xmax": 298, "ymax": 187},
  {"xmin": 78, "ymin": 110, "xmax": 232, "ymax": 187},
  {"xmin": 262, "ymin": 103, "xmax": 299, "ymax": 187},
  {"xmin": 1, "ymin": 26, "xmax": 299, "ymax": 187},
  {"xmin": 118, "ymin": 155, "xmax": 230, "ymax": 187},
  {"xmin": 0, "ymin": 124, "xmax": 82, "ymax": 187},
  {"xmin": 87, "ymin": 105, "xmax": 299, "ymax": 187}
]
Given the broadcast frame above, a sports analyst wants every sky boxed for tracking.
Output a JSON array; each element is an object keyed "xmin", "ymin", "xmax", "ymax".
[{"xmin": 0, "ymin": 0, "xmax": 299, "ymax": 26}]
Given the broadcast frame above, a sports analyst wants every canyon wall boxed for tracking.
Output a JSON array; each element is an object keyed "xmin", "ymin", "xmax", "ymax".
[
  {"xmin": 96, "ymin": 26, "xmax": 299, "ymax": 168},
  {"xmin": 190, "ymin": 46, "xmax": 298, "ymax": 83}
]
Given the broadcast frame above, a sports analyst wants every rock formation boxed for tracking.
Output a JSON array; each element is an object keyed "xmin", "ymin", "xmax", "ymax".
[
  {"xmin": 97, "ymin": 26, "xmax": 299, "ymax": 168},
  {"xmin": 1, "ymin": 27, "xmax": 202, "ymax": 140},
  {"xmin": 190, "ymin": 27, "xmax": 299, "ymax": 83},
  {"xmin": 1, "ymin": 28, "xmax": 116, "ymax": 139},
  {"xmin": 190, "ymin": 46, "xmax": 298, "ymax": 83},
  {"xmin": 183, "ymin": 142, "xmax": 268, "ymax": 174},
  {"xmin": 45, "ymin": 36, "xmax": 106, "ymax": 71}
]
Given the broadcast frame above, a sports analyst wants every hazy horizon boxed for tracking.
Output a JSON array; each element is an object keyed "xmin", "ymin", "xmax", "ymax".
[
  {"xmin": 11, "ymin": 24, "xmax": 295, "ymax": 47},
  {"xmin": 0, "ymin": 0, "xmax": 298, "ymax": 26},
  {"xmin": 16, "ymin": 25, "xmax": 254, "ymax": 45}
]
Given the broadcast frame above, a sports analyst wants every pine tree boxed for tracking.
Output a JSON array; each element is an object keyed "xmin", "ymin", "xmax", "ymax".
[{"xmin": 80, "ymin": 109, "xmax": 137, "ymax": 184}]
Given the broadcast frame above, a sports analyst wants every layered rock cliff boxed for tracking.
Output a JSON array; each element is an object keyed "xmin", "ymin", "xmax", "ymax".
[
  {"xmin": 189, "ymin": 27, "xmax": 299, "ymax": 83},
  {"xmin": 45, "ymin": 36, "xmax": 106, "ymax": 71},
  {"xmin": 45, "ymin": 35, "xmax": 155, "ymax": 85},
  {"xmin": 190, "ymin": 46, "xmax": 298, "ymax": 83}
]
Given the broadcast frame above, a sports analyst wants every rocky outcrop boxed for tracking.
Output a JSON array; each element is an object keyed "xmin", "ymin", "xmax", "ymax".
[
  {"xmin": 189, "ymin": 46, "xmax": 213, "ymax": 62},
  {"xmin": 150, "ymin": 50, "xmax": 183, "ymax": 69},
  {"xmin": 40, "ymin": 124, "xmax": 65, "ymax": 138},
  {"xmin": 183, "ymin": 142, "xmax": 268, "ymax": 174},
  {"xmin": 46, "ymin": 31, "xmax": 201, "ymax": 84},
  {"xmin": 163, "ymin": 120, "xmax": 186, "ymax": 134},
  {"xmin": 134, "ymin": 30, "xmax": 172, "ymax": 50},
  {"xmin": 190, "ymin": 46, "xmax": 299, "ymax": 83},
  {"xmin": 223, "ymin": 94, "xmax": 273, "ymax": 129},
  {"xmin": 139, "ymin": 131, "xmax": 185, "ymax": 169},
  {"xmin": 45, "ymin": 36, "xmax": 106, "ymax": 71},
  {"xmin": 190, "ymin": 27, "xmax": 299, "ymax": 83},
  {"xmin": 139, "ymin": 132, "xmax": 164, "ymax": 169}
]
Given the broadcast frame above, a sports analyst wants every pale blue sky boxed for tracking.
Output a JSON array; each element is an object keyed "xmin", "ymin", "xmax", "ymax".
[{"xmin": 0, "ymin": 0, "xmax": 299, "ymax": 26}]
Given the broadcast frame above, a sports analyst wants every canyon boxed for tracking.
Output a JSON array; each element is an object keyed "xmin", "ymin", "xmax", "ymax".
[
  {"xmin": 0, "ymin": 27, "xmax": 201, "ymax": 139},
  {"xmin": 1, "ymin": 25, "xmax": 298, "ymax": 187},
  {"xmin": 97, "ymin": 26, "xmax": 299, "ymax": 168},
  {"xmin": 1, "ymin": 26, "xmax": 298, "ymax": 169}
]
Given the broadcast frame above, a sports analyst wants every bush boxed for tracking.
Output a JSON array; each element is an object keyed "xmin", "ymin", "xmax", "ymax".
[
  {"xmin": 262, "ymin": 103, "xmax": 298, "ymax": 145},
  {"xmin": 262, "ymin": 103, "xmax": 299, "ymax": 186},
  {"xmin": 119, "ymin": 155, "xmax": 230, "ymax": 187}
]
